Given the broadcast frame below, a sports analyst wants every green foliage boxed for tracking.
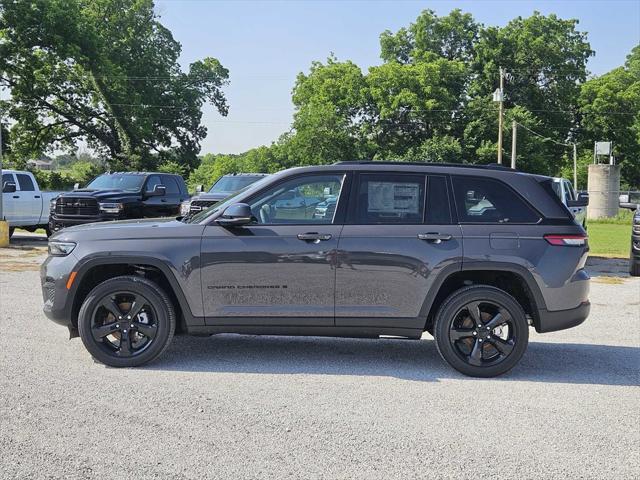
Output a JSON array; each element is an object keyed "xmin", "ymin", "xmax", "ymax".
[
  {"xmin": 578, "ymin": 46, "xmax": 640, "ymax": 188},
  {"xmin": 157, "ymin": 160, "xmax": 188, "ymax": 177},
  {"xmin": 0, "ymin": 0, "xmax": 229, "ymax": 171}
]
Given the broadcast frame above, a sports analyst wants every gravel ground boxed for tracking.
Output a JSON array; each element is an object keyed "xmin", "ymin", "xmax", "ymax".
[{"xmin": 0, "ymin": 233, "xmax": 639, "ymax": 479}]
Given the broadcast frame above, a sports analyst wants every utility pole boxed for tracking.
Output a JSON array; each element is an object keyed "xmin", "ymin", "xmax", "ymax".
[
  {"xmin": 497, "ymin": 67, "xmax": 505, "ymax": 164},
  {"xmin": 511, "ymin": 120, "xmax": 517, "ymax": 169},
  {"xmin": 573, "ymin": 143, "xmax": 578, "ymax": 190}
]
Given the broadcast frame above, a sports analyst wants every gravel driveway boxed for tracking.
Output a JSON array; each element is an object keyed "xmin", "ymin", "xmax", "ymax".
[{"xmin": 1, "ymin": 233, "xmax": 638, "ymax": 479}]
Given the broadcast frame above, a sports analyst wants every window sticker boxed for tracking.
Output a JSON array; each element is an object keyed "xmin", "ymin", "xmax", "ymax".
[{"xmin": 368, "ymin": 182, "xmax": 420, "ymax": 214}]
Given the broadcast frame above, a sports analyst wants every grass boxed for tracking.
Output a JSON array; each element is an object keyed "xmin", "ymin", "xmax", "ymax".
[
  {"xmin": 588, "ymin": 208, "xmax": 634, "ymax": 225},
  {"xmin": 588, "ymin": 222, "xmax": 632, "ymax": 258}
]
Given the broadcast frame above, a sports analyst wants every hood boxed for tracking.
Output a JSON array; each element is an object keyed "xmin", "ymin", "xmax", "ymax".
[
  {"xmin": 192, "ymin": 192, "xmax": 229, "ymax": 202},
  {"xmin": 57, "ymin": 189, "xmax": 141, "ymax": 202},
  {"xmin": 50, "ymin": 217, "xmax": 193, "ymax": 241}
]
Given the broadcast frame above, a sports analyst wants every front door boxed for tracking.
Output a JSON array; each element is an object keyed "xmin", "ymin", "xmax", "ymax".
[
  {"xmin": 335, "ymin": 173, "xmax": 463, "ymax": 329},
  {"xmin": 201, "ymin": 173, "xmax": 348, "ymax": 326}
]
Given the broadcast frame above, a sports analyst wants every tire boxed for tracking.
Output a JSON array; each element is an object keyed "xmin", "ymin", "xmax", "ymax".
[
  {"xmin": 631, "ymin": 257, "xmax": 640, "ymax": 277},
  {"xmin": 44, "ymin": 226, "xmax": 52, "ymax": 237},
  {"xmin": 8, "ymin": 227, "xmax": 14, "ymax": 238},
  {"xmin": 78, "ymin": 275, "xmax": 175, "ymax": 367},
  {"xmin": 433, "ymin": 285, "xmax": 529, "ymax": 378}
]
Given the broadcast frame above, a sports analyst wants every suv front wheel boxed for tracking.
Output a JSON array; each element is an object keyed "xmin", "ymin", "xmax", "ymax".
[
  {"xmin": 78, "ymin": 276, "xmax": 175, "ymax": 367},
  {"xmin": 433, "ymin": 285, "xmax": 529, "ymax": 377}
]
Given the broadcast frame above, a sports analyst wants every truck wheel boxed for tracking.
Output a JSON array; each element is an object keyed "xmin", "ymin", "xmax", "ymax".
[
  {"xmin": 78, "ymin": 276, "xmax": 175, "ymax": 367},
  {"xmin": 433, "ymin": 285, "xmax": 529, "ymax": 378},
  {"xmin": 8, "ymin": 227, "xmax": 14, "ymax": 238},
  {"xmin": 631, "ymin": 258, "xmax": 640, "ymax": 277}
]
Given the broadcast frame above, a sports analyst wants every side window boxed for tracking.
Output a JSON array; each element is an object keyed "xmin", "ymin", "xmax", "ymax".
[
  {"xmin": 452, "ymin": 176, "xmax": 540, "ymax": 224},
  {"xmin": 163, "ymin": 176, "xmax": 180, "ymax": 195},
  {"xmin": 426, "ymin": 176, "xmax": 451, "ymax": 224},
  {"xmin": 16, "ymin": 174, "xmax": 35, "ymax": 191},
  {"xmin": 354, "ymin": 173, "xmax": 425, "ymax": 224},
  {"xmin": 2, "ymin": 173, "xmax": 14, "ymax": 190},
  {"xmin": 563, "ymin": 181, "xmax": 575, "ymax": 202},
  {"xmin": 249, "ymin": 174, "xmax": 344, "ymax": 225},
  {"xmin": 145, "ymin": 175, "xmax": 162, "ymax": 193}
]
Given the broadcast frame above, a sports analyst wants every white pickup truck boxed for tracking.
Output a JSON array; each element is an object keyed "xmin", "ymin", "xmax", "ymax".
[
  {"xmin": 1, "ymin": 170, "xmax": 62, "ymax": 237},
  {"xmin": 551, "ymin": 177, "xmax": 588, "ymax": 227}
]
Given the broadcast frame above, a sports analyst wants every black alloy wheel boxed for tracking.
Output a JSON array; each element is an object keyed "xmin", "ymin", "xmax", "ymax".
[
  {"xmin": 434, "ymin": 285, "xmax": 529, "ymax": 377},
  {"xmin": 78, "ymin": 276, "xmax": 175, "ymax": 367}
]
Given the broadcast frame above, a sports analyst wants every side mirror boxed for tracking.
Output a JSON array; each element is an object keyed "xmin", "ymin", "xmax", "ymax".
[
  {"xmin": 196, "ymin": 184, "xmax": 204, "ymax": 194},
  {"xmin": 146, "ymin": 184, "xmax": 166, "ymax": 197},
  {"xmin": 568, "ymin": 192, "xmax": 589, "ymax": 208},
  {"xmin": 73, "ymin": 182, "xmax": 80, "ymax": 190},
  {"xmin": 216, "ymin": 203, "xmax": 253, "ymax": 227},
  {"xmin": 3, "ymin": 181, "xmax": 16, "ymax": 193}
]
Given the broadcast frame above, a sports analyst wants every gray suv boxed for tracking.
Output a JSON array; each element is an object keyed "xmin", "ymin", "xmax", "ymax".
[{"xmin": 41, "ymin": 162, "xmax": 590, "ymax": 377}]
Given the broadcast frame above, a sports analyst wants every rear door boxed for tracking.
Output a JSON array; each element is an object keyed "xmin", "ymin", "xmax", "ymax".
[
  {"xmin": 335, "ymin": 172, "xmax": 462, "ymax": 329},
  {"xmin": 15, "ymin": 173, "xmax": 42, "ymax": 223}
]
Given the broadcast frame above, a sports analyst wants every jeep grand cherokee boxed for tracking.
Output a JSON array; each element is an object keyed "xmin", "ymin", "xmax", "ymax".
[{"xmin": 41, "ymin": 162, "xmax": 590, "ymax": 377}]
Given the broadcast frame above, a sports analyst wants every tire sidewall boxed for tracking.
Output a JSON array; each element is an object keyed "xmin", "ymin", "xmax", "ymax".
[
  {"xmin": 434, "ymin": 286, "xmax": 529, "ymax": 377},
  {"xmin": 78, "ymin": 276, "xmax": 174, "ymax": 367}
]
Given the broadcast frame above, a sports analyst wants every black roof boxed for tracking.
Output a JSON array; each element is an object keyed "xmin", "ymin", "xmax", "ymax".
[{"xmin": 334, "ymin": 161, "xmax": 516, "ymax": 171}]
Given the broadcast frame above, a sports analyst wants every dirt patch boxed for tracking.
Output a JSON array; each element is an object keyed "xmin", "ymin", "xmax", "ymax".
[
  {"xmin": 0, "ymin": 262, "xmax": 41, "ymax": 272},
  {"xmin": 591, "ymin": 276, "xmax": 627, "ymax": 285}
]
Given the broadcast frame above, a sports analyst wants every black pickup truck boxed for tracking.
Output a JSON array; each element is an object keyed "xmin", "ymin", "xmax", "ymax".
[{"xmin": 49, "ymin": 172, "xmax": 189, "ymax": 231}]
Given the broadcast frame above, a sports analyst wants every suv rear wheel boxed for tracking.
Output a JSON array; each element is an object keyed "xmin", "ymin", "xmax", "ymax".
[
  {"xmin": 433, "ymin": 285, "xmax": 529, "ymax": 377},
  {"xmin": 78, "ymin": 276, "xmax": 175, "ymax": 367}
]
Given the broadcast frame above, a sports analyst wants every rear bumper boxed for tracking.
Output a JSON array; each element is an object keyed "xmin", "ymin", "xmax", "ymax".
[{"xmin": 535, "ymin": 301, "xmax": 590, "ymax": 333}]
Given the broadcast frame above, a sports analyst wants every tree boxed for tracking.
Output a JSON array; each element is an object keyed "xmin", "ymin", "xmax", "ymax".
[
  {"xmin": 578, "ymin": 46, "xmax": 640, "ymax": 188},
  {"xmin": 380, "ymin": 9, "xmax": 479, "ymax": 64},
  {"xmin": 0, "ymin": 0, "xmax": 229, "ymax": 170}
]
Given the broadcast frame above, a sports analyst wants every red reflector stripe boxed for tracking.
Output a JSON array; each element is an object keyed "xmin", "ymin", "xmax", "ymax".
[{"xmin": 544, "ymin": 234, "xmax": 587, "ymax": 246}]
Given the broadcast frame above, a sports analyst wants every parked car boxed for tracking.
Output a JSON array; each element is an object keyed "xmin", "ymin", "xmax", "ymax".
[
  {"xmin": 182, "ymin": 173, "xmax": 269, "ymax": 216},
  {"xmin": 42, "ymin": 162, "xmax": 590, "ymax": 377},
  {"xmin": 551, "ymin": 177, "xmax": 588, "ymax": 227},
  {"xmin": 49, "ymin": 172, "xmax": 190, "ymax": 232},
  {"xmin": 630, "ymin": 207, "xmax": 640, "ymax": 276},
  {"xmin": 2, "ymin": 169, "xmax": 62, "ymax": 237}
]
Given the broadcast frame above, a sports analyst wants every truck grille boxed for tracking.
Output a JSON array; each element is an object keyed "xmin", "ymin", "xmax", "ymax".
[
  {"xmin": 55, "ymin": 197, "xmax": 99, "ymax": 216},
  {"xmin": 190, "ymin": 199, "xmax": 218, "ymax": 213}
]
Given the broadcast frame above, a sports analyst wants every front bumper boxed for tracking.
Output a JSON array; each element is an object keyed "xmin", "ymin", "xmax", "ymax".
[
  {"xmin": 535, "ymin": 301, "xmax": 590, "ymax": 333},
  {"xmin": 41, "ymin": 253, "xmax": 80, "ymax": 329},
  {"xmin": 49, "ymin": 213, "xmax": 123, "ymax": 231}
]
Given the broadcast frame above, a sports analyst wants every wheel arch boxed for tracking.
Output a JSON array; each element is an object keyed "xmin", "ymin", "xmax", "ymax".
[
  {"xmin": 421, "ymin": 262, "xmax": 547, "ymax": 332},
  {"xmin": 68, "ymin": 255, "xmax": 199, "ymax": 333}
]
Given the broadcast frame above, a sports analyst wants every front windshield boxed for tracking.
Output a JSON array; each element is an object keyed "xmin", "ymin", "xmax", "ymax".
[
  {"xmin": 184, "ymin": 175, "xmax": 273, "ymax": 224},
  {"xmin": 210, "ymin": 175, "xmax": 263, "ymax": 193},
  {"xmin": 87, "ymin": 174, "xmax": 145, "ymax": 191}
]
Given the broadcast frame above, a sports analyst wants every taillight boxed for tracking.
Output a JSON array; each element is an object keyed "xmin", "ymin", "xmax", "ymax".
[{"xmin": 544, "ymin": 234, "xmax": 587, "ymax": 246}]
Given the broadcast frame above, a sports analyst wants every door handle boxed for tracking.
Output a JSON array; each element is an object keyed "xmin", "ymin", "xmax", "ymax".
[
  {"xmin": 34, "ymin": 195, "xmax": 41, "ymax": 199},
  {"xmin": 12, "ymin": 195, "xmax": 19, "ymax": 199},
  {"xmin": 418, "ymin": 232, "xmax": 452, "ymax": 244},
  {"xmin": 297, "ymin": 232, "xmax": 332, "ymax": 242}
]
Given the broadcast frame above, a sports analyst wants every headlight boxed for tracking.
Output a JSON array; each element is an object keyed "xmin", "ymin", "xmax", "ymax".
[
  {"xmin": 180, "ymin": 201, "xmax": 191, "ymax": 216},
  {"xmin": 99, "ymin": 202, "xmax": 124, "ymax": 214},
  {"xmin": 49, "ymin": 198, "xmax": 57, "ymax": 213},
  {"xmin": 48, "ymin": 241, "xmax": 76, "ymax": 256}
]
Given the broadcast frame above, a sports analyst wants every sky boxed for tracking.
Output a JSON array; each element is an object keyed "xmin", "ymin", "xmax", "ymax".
[{"xmin": 155, "ymin": 0, "xmax": 640, "ymax": 155}]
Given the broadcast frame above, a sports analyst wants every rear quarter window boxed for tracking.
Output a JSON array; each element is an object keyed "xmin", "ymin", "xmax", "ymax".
[{"xmin": 452, "ymin": 176, "xmax": 540, "ymax": 224}]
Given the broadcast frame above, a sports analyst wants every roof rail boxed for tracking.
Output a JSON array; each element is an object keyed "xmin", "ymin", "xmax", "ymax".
[{"xmin": 333, "ymin": 160, "xmax": 517, "ymax": 171}]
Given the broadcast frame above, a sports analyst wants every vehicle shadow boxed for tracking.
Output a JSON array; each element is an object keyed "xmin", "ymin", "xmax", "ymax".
[
  {"xmin": 7, "ymin": 232, "xmax": 48, "ymax": 249},
  {"xmin": 586, "ymin": 256, "xmax": 631, "ymax": 279},
  {"xmin": 146, "ymin": 334, "xmax": 639, "ymax": 386}
]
